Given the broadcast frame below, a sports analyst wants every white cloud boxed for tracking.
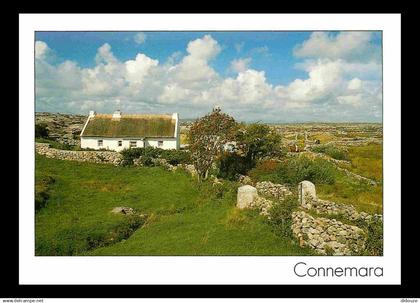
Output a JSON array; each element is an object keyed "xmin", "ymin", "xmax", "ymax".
[
  {"xmin": 285, "ymin": 59, "xmax": 344, "ymax": 103},
  {"xmin": 35, "ymin": 41, "xmax": 51, "ymax": 60},
  {"xmin": 125, "ymin": 53, "xmax": 159, "ymax": 85},
  {"xmin": 95, "ymin": 43, "xmax": 118, "ymax": 64},
  {"xmin": 294, "ymin": 32, "xmax": 380, "ymax": 62},
  {"xmin": 168, "ymin": 35, "xmax": 221, "ymax": 88},
  {"xmin": 347, "ymin": 78, "xmax": 362, "ymax": 90},
  {"xmin": 35, "ymin": 33, "xmax": 382, "ymax": 122},
  {"xmin": 134, "ymin": 32, "xmax": 147, "ymax": 44},
  {"xmin": 230, "ymin": 58, "xmax": 252, "ymax": 73},
  {"xmin": 186, "ymin": 34, "xmax": 221, "ymax": 61},
  {"xmin": 337, "ymin": 94, "xmax": 362, "ymax": 107}
]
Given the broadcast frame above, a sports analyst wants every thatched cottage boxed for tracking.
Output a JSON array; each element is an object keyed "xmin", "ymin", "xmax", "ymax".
[{"xmin": 80, "ymin": 110, "xmax": 180, "ymax": 151}]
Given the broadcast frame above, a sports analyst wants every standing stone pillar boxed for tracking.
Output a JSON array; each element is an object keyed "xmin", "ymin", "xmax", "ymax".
[
  {"xmin": 237, "ymin": 185, "xmax": 258, "ymax": 209},
  {"xmin": 298, "ymin": 181, "xmax": 316, "ymax": 208}
]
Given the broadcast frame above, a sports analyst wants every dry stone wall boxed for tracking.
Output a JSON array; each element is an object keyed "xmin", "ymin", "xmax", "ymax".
[
  {"xmin": 292, "ymin": 211, "xmax": 366, "ymax": 255},
  {"xmin": 36, "ymin": 143, "xmax": 122, "ymax": 165},
  {"xmin": 301, "ymin": 197, "xmax": 382, "ymax": 222},
  {"xmin": 292, "ymin": 180, "xmax": 382, "ymax": 255},
  {"xmin": 237, "ymin": 181, "xmax": 293, "ymax": 217},
  {"xmin": 248, "ymin": 196, "xmax": 274, "ymax": 217},
  {"xmin": 236, "ymin": 180, "xmax": 380, "ymax": 256},
  {"xmin": 256, "ymin": 181, "xmax": 293, "ymax": 200}
]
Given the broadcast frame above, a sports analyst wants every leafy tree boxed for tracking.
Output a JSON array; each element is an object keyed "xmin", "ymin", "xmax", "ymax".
[
  {"xmin": 35, "ymin": 123, "xmax": 49, "ymax": 138},
  {"xmin": 236, "ymin": 123, "xmax": 283, "ymax": 162},
  {"xmin": 188, "ymin": 108, "xmax": 238, "ymax": 181}
]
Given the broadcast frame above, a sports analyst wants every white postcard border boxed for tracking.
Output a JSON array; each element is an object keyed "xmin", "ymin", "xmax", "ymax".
[{"xmin": 19, "ymin": 13, "xmax": 401, "ymax": 285}]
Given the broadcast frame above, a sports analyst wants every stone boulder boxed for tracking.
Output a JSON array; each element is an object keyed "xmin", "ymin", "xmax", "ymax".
[
  {"xmin": 298, "ymin": 180, "xmax": 316, "ymax": 208},
  {"xmin": 111, "ymin": 207, "xmax": 135, "ymax": 215},
  {"xmin": 237, "ymin": 185, "xmax": 258, "ymax": 209}
]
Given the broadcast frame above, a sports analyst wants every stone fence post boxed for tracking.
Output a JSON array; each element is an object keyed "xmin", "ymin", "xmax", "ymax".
[{"xmin": 298, "ymin": 180, "xmax": 317, "ymax": 208}]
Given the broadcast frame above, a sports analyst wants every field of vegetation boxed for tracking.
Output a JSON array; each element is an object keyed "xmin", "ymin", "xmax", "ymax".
[
  {"xmin": 35, "ymin": 154, "xmax": 313, "ymax": 256},
  {"xmin": 35, "ymin": 114, "xmax": 382, "ymax": 256}
]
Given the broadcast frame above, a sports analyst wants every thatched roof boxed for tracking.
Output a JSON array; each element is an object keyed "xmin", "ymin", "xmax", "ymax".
[{"xmin": 81, "ymin": 114, "xmax": 176, "ymax": 138}]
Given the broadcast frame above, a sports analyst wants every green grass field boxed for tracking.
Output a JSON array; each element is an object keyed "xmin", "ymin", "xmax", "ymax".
[
  {"xmin": 35, "ymin": 154, "xmax": 313, "ymax": 256},
  {"xmin": 318, "ymin": 143, "xmax": 383, "ymax": 214}
]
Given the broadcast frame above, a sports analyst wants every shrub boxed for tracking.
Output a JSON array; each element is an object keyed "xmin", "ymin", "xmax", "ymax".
[
  {"xmin": 236, "ymin": 123, "xmax": 283, "ymax": 161},
  {"xmin": 217, "ymin": 153, "xmax": 254, "ymax": 180},
  {"xmin": 120, "ymin": 148, "xmax": 145, "ymax": 166},
  {"xmin": 160, "ymin": 149, "xmax": 191, "ymax": 165},
  {"xmin": 283, "ymin": 157, "xmax": 336, "ymax": 185},
  {"xmin": 268, "ymin": 195, "xmax": 299, "ymax": 238},
  {"xmin": 35, "ymin": 123, "xmax": 49, "ymax": 138},
  {"xmin": 248, "ymin": 159, "xmax": 279, "ymax": 181},
  {"xmin": 121, "ymin": 147, "xmax": 190, "ymax": 166},
  {"xmin": 188, "ymin": 109, "xmax": 238, "ymax": 181},
  {"xmin": 311, "ymin": 144, "xmax": 348, "ymax": 160},
  {"xmin": 355, "ymin": 217, "xmax": 383, "ymax": 256},
  {"xmin": 249, "ymin": 156, "xmax": 336, "ymax": 186}
]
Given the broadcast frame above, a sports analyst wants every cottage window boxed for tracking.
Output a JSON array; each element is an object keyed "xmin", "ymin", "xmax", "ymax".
[
  {"xmin": 118, "ymin": 140, "xmax": 122, "ymax": 147},
  {"xmin": 98, "ymin": 139, "xmax": 103, "ymax": 147},
  {"xmin": 129, "ymin": 141, "xmax": 137, "ymax": 148},
  {"xmin": 158, "ymin": 140, "xmax": 164, "ymax": 147}
]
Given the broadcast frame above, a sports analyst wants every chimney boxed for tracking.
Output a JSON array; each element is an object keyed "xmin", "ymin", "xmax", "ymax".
[
  {"xmin": 89, "ymin": 110, "xmax": 96, "ymax": 118},
  {"xmin": 112, "ymin": 110, "xmax": 122, "ymax": 119}
]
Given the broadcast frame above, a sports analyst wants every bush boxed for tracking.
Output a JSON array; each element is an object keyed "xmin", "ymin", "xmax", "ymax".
[
  {"xmin": 356, "ymin": 217, "xmax": 383, "ymax": 256},
  {"xmin": 160, "ymin": 149, "xmax": 191, "ymax": 166},
  {"xmin": 268, "ymin": 195, "xmax": 299, "ymax": 238},
  {"xmin": 248, "ymin": 159, "xmax": 279, "ymax": 181},
  {"xmin": 311, "ymin": 144, "xmax": 348, "ymax": 160},
  {"xmin": 121, "ymin": 147, "xmax": 190, "ymax": 166},
  {"xmin": 249, "ymin": 156, "xmax": 336, "ymax": 186},
  {"xmin": 217, "ymin": 153, "xmax": 254, "ymax": 180},
  {"xmin": 120, "ymin": 148, "xmax": 146, "ymax": 166},
  {"xmin": 35, "ymin": 123, "xmax": 49, "ymax": 138}
]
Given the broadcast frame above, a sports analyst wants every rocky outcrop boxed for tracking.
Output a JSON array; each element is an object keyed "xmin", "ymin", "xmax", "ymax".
[
  {"xmin": 292, "ymin": 211, "xmax": 366, "ymax": 255},
  {"xmin": 36, "ymin": 112, "xmax": 86, "ymax": 146},
  {"xmin": 36, "ymin": 143, "xmax": 122, "ymax": 165},
  {"xmin": 111, "ymin": 207, "xmax": 136, "ymax": 215}
]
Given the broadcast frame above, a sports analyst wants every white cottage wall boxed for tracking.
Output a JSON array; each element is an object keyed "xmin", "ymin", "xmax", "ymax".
[
  {"xmin": 81, "ymin": 137, "xmax": 178, "ymax": 151},
  {"xmin": 81, "ymin": 138, "xmax": 146, "ymax": 151}
]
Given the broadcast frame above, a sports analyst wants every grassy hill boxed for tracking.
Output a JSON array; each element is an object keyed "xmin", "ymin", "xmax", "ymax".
[{"xmin": 35, "ymin": 154, "xmax": 313, "ymax": 256}]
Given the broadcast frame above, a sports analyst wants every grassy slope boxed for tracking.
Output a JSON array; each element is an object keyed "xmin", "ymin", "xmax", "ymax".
[
  {"xmin": 35, "ymin": 154, "xmax": 312, "ymax": 256},
  {"xmin": 317, "ymin": 143, "xmax": 383, "ymax": 214},
  {"xmin": 249, "ymin": 143, "xmax": 383, "ymax": 214}
]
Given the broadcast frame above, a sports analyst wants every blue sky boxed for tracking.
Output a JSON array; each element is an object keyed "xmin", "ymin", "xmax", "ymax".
[{"xmin": 35, "ymin": 31, "xmax": 382, "ymax": 122}]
